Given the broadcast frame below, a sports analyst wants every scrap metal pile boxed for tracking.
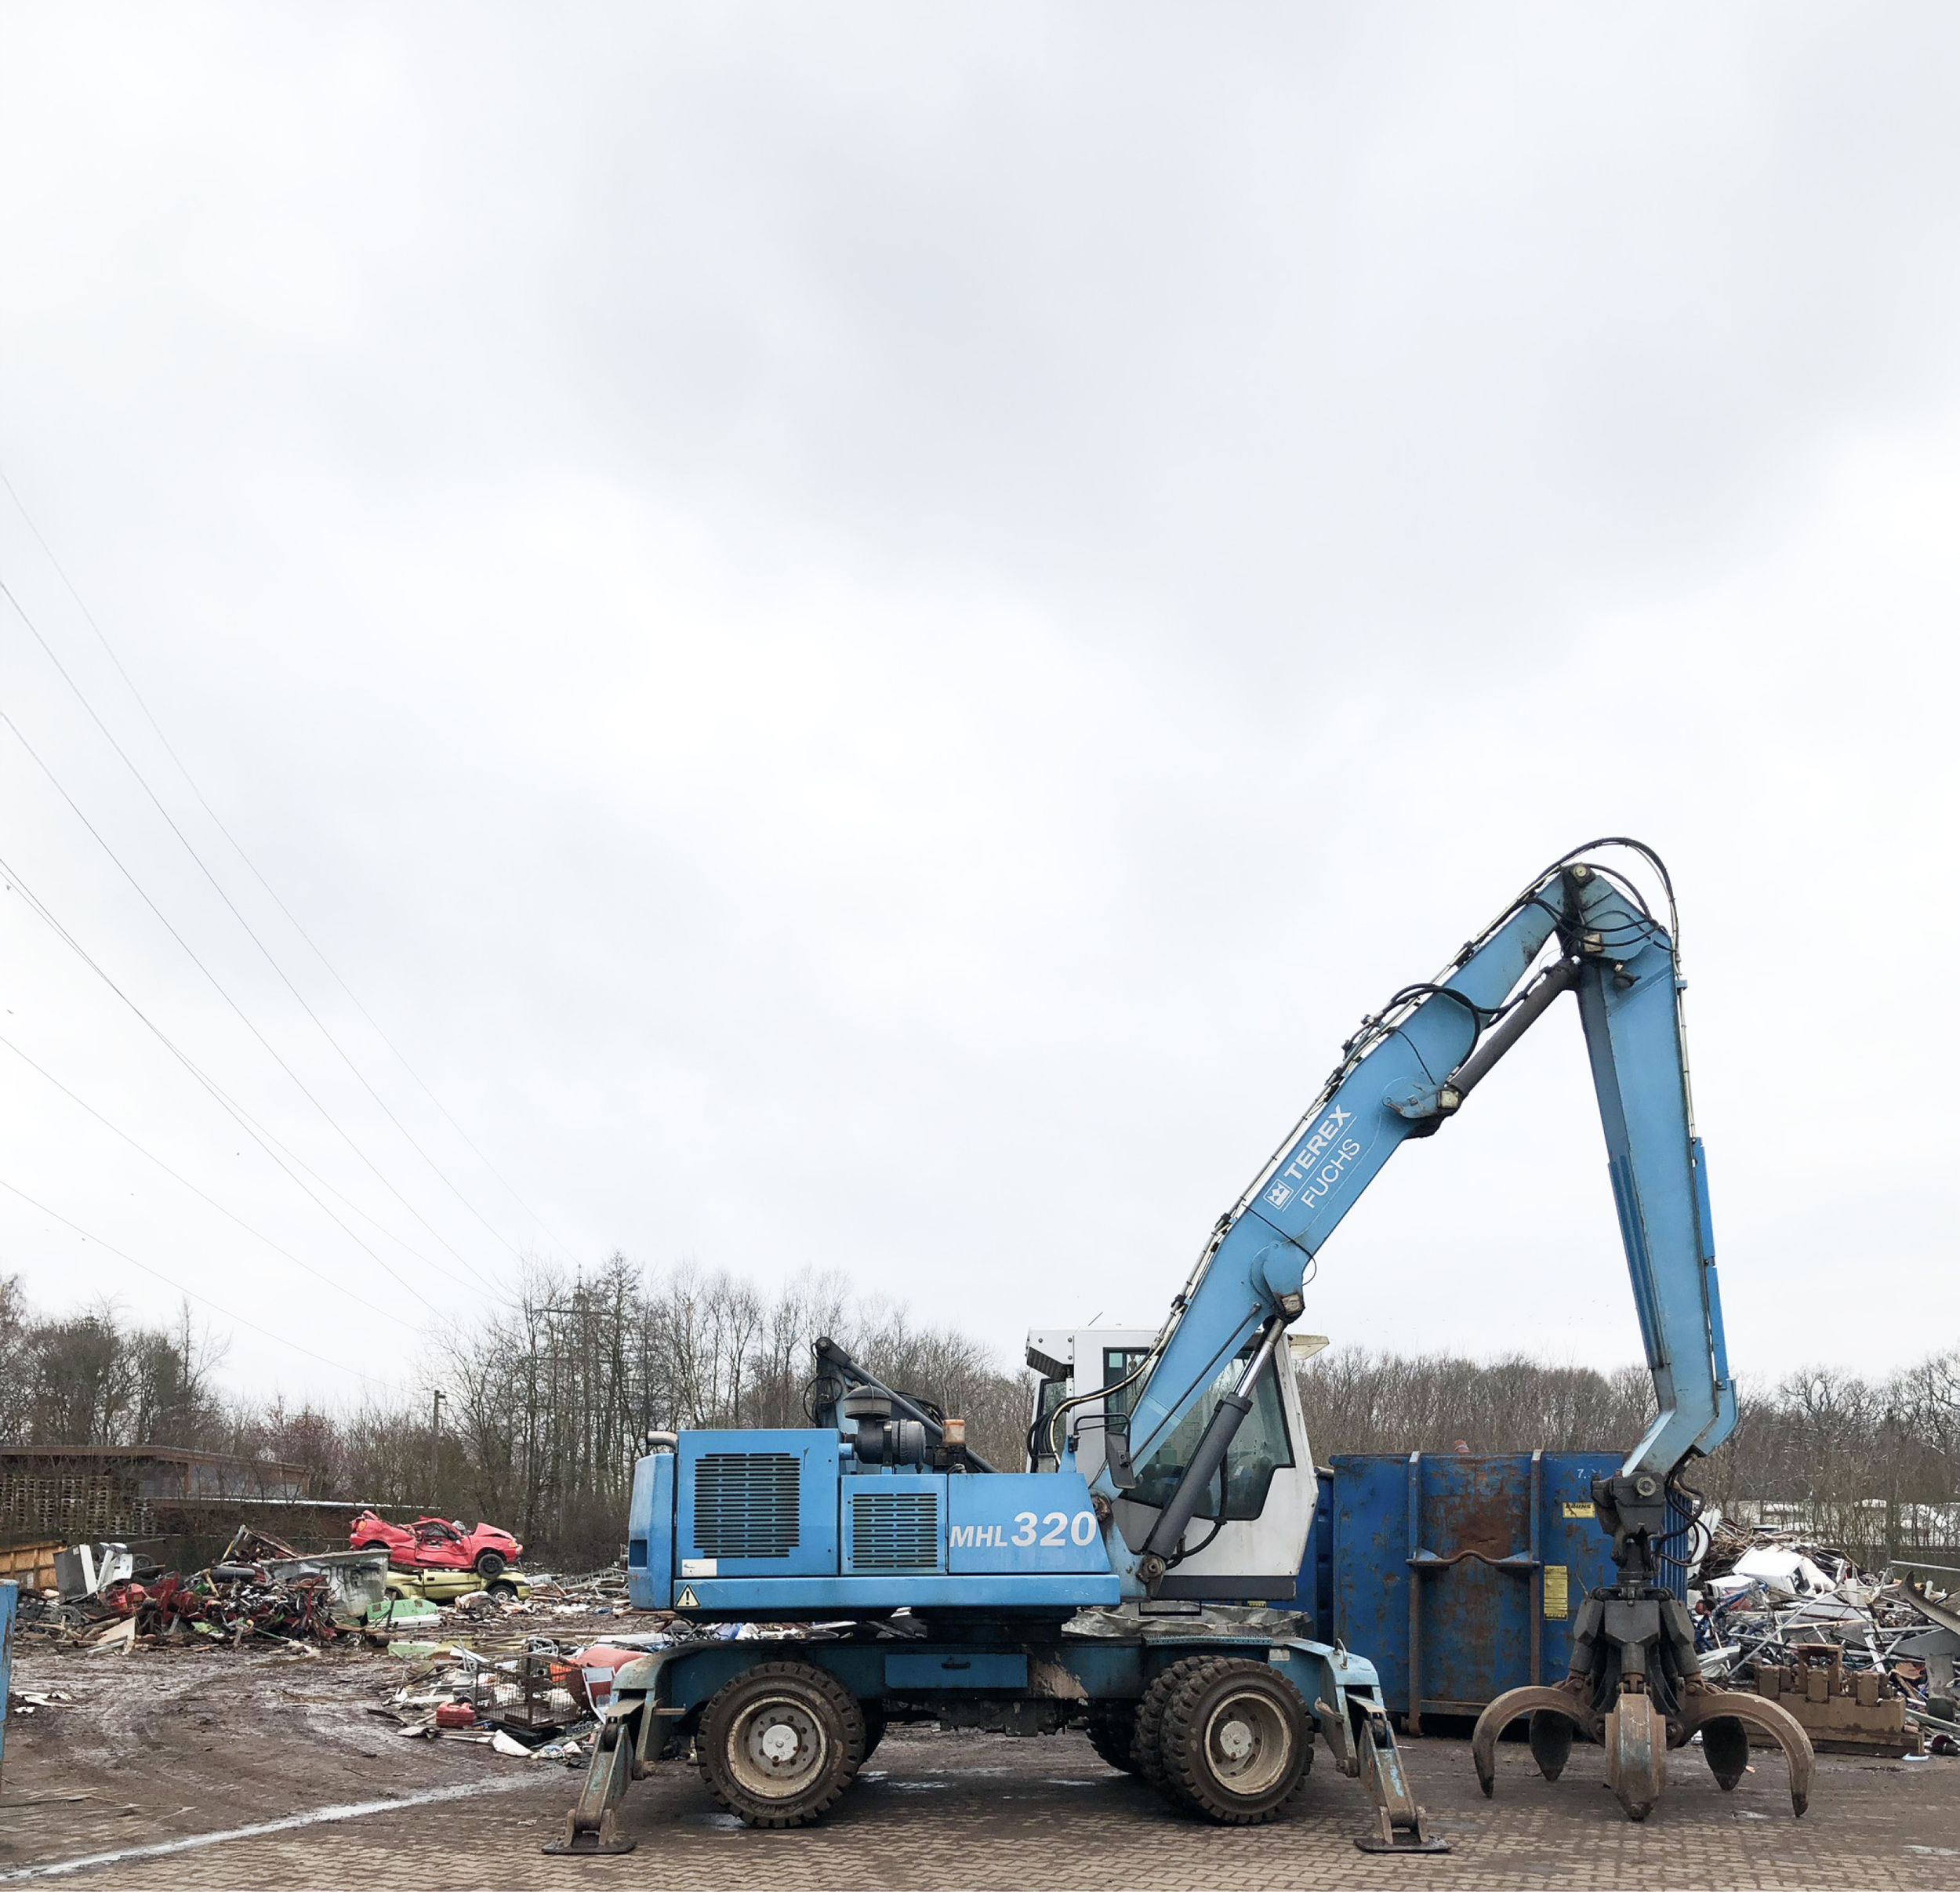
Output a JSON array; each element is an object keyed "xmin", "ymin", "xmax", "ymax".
[
  {"xmin": 1693, "ymin": 1517, "xmax": 1960, "ymax": 1756},
  {"xmin": 10, "ymin": 1528, "xmax": 590, "ymax": 1654},
  {"xmin": 14, "ymin": 1528, "xmax": 369, "ymax": 1651}
]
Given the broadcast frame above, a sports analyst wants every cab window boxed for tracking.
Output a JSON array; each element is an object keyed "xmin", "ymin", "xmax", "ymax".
[
  {"xmin": 1129, "ymin": 1348, "xmax": 1294, "ymax": 1520},
  {"xmin": 1028, "ymin": 1375, "xmax": 1071, "ymax": 1473},
  {"xmin": 1102, "ymin": 1348, "xmax": 1152, "ymax": 1422}
]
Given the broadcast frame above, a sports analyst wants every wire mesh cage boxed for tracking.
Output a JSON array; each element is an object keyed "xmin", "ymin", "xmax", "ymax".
[{"xmin": 473, "ymin": 1649, "xmax": 583, "ymax": 1731}]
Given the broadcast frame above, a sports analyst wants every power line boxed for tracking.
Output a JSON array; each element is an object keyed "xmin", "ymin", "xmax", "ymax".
[
  {"xmin": 0, "ymin": 1030, "xmax": 421, "ymax": 1333},
  {"xmin": 0, "ymin": 1174, "xmax": 412, "ymax": 1396},
  {"xmin": 0, "ymin": 850, "xmax": 462, "ymax": 1313},
  {"xmin": 0, "ymin": 467, "xmax": 568, "ymax": 1259},
  {"xmin": 3, "ymin": 853, "xmax": 483, "ymax": 1307},
  {"xmin": 0, "ymin": 685, "xmax": 503, "ymax": 1297},
  {"xmin": 2, "ymin": 566, "xmax": 532, "ymax": 1266}
]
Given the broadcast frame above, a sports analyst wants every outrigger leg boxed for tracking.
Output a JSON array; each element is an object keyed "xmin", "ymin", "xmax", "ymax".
[{"xmin": 543, "ymin": 1694, "xmax": 648, "ymax": 1856}]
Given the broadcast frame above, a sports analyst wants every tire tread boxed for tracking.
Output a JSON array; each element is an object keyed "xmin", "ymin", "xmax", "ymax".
[
  {"xmin": 698, "ymin": 1661, "xmax": 866, "ymax": 1828},
  {"xmin": 1160, "ymin": 1657, "xmax": 1311, "ymax": 1825}
]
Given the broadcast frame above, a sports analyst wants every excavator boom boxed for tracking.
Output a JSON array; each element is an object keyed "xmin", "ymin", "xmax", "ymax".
[{"xmin": 1103, "ymin": 841, "xmax": 1733, "ymax": 1547}]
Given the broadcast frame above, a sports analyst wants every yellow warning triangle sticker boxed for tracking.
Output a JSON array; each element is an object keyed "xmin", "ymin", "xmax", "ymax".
[{"xmin": 676, "ymin": 1585, "xmax": 699, "ymax": 1609}]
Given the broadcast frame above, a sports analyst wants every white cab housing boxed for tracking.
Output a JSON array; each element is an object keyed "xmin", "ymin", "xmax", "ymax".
[{"xmin": 1024, "ymin": 1324, "xmax": 1319, "ymax": 1603}]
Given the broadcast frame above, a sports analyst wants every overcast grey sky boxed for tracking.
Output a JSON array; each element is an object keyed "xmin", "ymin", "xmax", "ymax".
[{"xmin": 2, "ymin": 4, "xmax": 1955, "ymax": 1413}]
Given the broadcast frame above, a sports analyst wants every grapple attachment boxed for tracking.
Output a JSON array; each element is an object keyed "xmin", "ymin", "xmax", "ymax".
[
  {"xmin": 1472, "ymin": 1475, "xmax": 1816, "ymax": 1823},
  {"xmin": 1473, "ymin": 1671, "xmax": 1812, "ymax": 1823}
]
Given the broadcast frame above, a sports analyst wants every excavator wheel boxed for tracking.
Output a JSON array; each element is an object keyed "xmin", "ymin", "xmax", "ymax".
[
  {"xmin": 1084, "ymin": 1701, "xmax": 1141, "ymax": 1774},
  {"xmin": 697, "ymin": 1661, "xmax": 866, "ymax": 1828},
  {"xmin": 1133, "ymin": 1661, "xmax": 1204, "ymax": 1804},
  {"xmin": 860, "ymin": 1702, "xmax": 887, "ymax": 1763},
  {"xmin": 1157, "ymin": 1657, "xmax": 1312, "ymax": 1825}
]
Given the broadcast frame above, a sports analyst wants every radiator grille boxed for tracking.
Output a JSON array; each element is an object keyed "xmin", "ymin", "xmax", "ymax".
[
  {"xmin": 694, "ymin": 1453, "xmax": 800, "ymax": 1559},
  {"xmin": 850, "ymin": 1489, "xmax": 939, "ymax": 1571}
]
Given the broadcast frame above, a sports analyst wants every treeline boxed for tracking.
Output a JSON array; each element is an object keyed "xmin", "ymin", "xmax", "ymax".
[
  {"xmin": 419, "ymin": 1257, "xmax": 1031, "ymax": 1562},
  {"xmin": 0, "ymin": 1261, "xmax": 1032, "ymax": 1567},
  {"xmin": 0, "ymin": 1275, "xmax": 230, "ymax": 1447},
  {"xmin": 1297, "ymin": 1346, "xmax": 1960, "ymax": 1552},
  {"xmin": 5, "ymin": 1266, "xmax": 1957, "ymax": 1568}
]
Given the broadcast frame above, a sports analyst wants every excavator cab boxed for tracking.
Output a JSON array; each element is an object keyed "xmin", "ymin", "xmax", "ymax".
[{"xmin": 1024, "ymin": 1324, "xmax": 1322, "ymax": 1603}]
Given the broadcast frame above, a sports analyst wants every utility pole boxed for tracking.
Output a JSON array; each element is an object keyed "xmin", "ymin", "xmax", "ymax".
[
  {"xmin": 539, "ymin": 1305, "xmax": 579, "ymax": 1551},
  {"xmin": 431, "ymin": 1388, "xmax": 447, "ymax": 1509}
]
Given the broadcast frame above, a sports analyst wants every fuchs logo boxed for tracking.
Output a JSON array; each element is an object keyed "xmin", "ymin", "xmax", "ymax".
[{"xmin": 1265, "ymin": 1105, "xmax": 1363, "ymax": 1214}]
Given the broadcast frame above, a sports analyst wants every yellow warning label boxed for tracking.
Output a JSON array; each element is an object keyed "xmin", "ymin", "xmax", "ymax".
[
  {"xmin": 1562, "ymin": 1501, "xmax": 1595, "ymax": 1520},
  {"xmin": 1544, "ymin": 1565, "xmax": 1570, "ymax": 1620},
  {"xmin": 676, "ymin": 1585, "xmax": 699, "ymax": 1610}
]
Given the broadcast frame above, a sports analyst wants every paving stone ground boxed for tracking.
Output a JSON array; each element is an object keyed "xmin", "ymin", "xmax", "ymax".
[{"xmin": 3, "ymin": 1642, "xmax": 1957, "ymax": 1889}]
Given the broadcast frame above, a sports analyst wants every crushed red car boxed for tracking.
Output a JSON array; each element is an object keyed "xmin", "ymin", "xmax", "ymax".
[{"xmin": 348, "ymin": 1510, "xmax": 524, "ymax": 1578}]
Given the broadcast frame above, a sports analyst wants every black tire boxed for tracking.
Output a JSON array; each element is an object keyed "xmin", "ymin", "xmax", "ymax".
[
  {"xmin": 1158, "ymin": 1658, "xmax": 1312, "ymax": 1825},
  {"xmin": 1085, "ymin": 1701, "xmax": 1140, "ymax": 1774},
  {"xmin": 354, "ymin": 1541, "xmax": 389, "ymax": 1554},
  {"xmin": 474, "ymin": 1550, "xmax": 506, "ymax": 1578},
  {"xmin": 1134, "ymin": 1659, "xmax": 1206, "ymax": 1804},
  {"xmin": 698, "ymin": 1662, "xmax": 866, "ymax": 1828},
  {"xmin": 488, "ymin": 1579, "xmax": 518, "ymax": 1601}
]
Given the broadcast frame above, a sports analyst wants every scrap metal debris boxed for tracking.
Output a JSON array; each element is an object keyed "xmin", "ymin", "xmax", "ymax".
[
  {"xmin": 365, "ymin": 1611, "xmax": 811, "ymax": 1763},
  {"xmin": 9, "ymin": 1525, "xmax": 572, "ymax": 1654},
  {"xmin": 1693, "ymin": 1516, "xmax": 1959, "ymax": 1756}
]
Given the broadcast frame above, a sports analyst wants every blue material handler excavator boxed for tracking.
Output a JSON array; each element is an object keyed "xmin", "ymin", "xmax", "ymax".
[{"xmin": 550, "ymin": 840, "xmax": 1813, "ymax": 1855}]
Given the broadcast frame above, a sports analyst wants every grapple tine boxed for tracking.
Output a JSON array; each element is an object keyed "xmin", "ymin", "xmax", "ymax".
[
  {"xmin": 1527, "ymin": 1709, "xmax": 1576, "ymax": 1782},
  {"xmin": 1469, "ymin": 1682, "xmax": 1598, "ymax": 1797},
  {"xmin": 1678, "ymin": 1684, "xmax": 1815, "ymax": 1818},
  {"xmin": 1603, "ymin": 1687, "xmax": 1666, "ymax": 1821},
  {"xmin": 1696, "ymin": 1714, "xmax": 1751, "ymax": 1792}
]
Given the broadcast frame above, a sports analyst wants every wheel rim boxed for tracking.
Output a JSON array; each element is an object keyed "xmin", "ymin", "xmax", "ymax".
[
  {"xmin": 728, "ymin": 1696, "xmax": 829, "ymax": 1799},
  {"xmin": 1202, "ymin": 1690, "xmax": 1292, "ymax": 1799}
]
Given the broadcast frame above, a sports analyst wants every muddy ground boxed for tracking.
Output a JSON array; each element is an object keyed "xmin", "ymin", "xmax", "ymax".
[{"xmin": 4, "ymin": 1634, "xmax": 1959, "ymax": 1889}]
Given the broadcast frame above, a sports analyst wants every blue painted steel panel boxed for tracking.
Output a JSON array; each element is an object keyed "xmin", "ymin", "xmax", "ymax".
[
  {"xmin": 0, "ymin": 1581, "xmax": 15, "ymax": 1786},
  {"xmin": 625, "ymin": 1451, "xmax": 674, "ymax": 1610},
  {"xmin": 884, "ymin": 1650, "xmax": 1029, "ymax": 1691},
  {"xmin": 1327, "ymin": 1451, "xmax": 1686, "ymax": 1727},
  {"xmin": 946, "ymin": 1473, "xmax": 1109, "ymax": 1574},
  {"xmin": 673, "ymin": 1572, "xmax": 1120, "ymax": 1613},
  {"xmin": 1291, "ymin": 1468, "xmax": 1336, "ymax": 1643},
  {"xmin": 842, "ymin": 1473, "xmax": 948, "ymax": 1573},
  {"xmin": 637, "ymin": 1437, "xmax": 1118, "ymax": 1612},
  {"xmin": 677, "ymin": 1430, "xmax": 837, "ymax": 1578}
]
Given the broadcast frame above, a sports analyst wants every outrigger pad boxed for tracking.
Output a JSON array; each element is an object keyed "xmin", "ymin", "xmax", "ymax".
[
  {"xmin": 541, "ymin": 1828, "xmax": 637, "ymax": 1857},
  {"xmin": 1354, "ymin": 1818, "xmax": 1451, "ymax": 1855}
]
